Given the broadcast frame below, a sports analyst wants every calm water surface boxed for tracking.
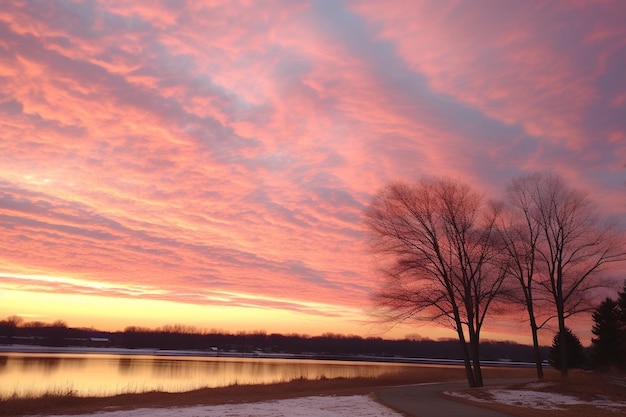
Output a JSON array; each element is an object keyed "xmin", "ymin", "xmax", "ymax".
[{"xmin": 0, "ymin": 353, "xmax": 422, "ymax": 397}]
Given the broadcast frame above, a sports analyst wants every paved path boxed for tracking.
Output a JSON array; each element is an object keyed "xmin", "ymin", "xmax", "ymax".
[{"xmin": 377, "ymin": 380, "xmax": 526, "ymax": 417}]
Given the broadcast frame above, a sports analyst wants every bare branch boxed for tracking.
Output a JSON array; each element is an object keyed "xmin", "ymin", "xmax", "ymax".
[{"xmin": 365, "ymin": 177, "xmax": 507, "ymax": 387}]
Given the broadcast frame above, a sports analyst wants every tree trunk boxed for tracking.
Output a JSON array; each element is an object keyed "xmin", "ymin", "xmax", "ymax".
[
  {"xmin": 469, "ymin": 329, "xmax": 483, "ymax": 387},
  {"xmin": 527, "ymin": 302, "xmax": 544, "ymax": 379},
  {"xmin": 455, "ymin": 323, "xmax": 476, "ymax": 387},
  {"xmin": 557, "ymin": 302, "xmax": 568, "ymax": 376},
  {"xmin": 531, "ymin": 323, "xmax": 544, "ymax": 379},
  {"xmin": 461, "ymin": 342, "xmax": 476, "ymax": 387}
]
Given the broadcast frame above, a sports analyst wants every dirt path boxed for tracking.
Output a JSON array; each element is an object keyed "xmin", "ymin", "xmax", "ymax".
[{"xmin": 376, "ymin": 379, "xmax": 531, "ymax": 417}]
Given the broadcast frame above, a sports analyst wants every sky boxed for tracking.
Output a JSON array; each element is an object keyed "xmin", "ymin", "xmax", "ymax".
[{"xmin": 0, "ymin": 0, "xmax": 625, "ymax": 345}]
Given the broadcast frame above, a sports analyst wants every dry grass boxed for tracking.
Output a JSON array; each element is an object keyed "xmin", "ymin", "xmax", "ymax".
[{"xmin": 443, "ymin": 369, "xmax": 626, "ymax": 417}]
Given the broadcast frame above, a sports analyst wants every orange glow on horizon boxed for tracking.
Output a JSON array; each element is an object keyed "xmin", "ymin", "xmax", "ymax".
[{"xmin": 1, "ymin": 287, "xmax": 435, "ymax": 340}]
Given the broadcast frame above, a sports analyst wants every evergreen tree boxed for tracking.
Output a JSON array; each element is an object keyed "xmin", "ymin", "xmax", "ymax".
[
  {"xmin": 617, "ymin": 281, "xmax": 626, "ymax": 370},
  {"xmin": 549, "ymin": 328, "xmax": 586, "ymax": 370},
  {"xmin": 591, "ymin": 298, "xmax": 621, "ymax": 369},
  {"xmin": 617, "ymin": 281, "xmax": 626, "ymax": 325}
]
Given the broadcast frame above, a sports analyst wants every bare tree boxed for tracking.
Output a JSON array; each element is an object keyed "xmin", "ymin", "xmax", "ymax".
[
  {"xmin": 510, "ymin": 172, "xmax": 626, "ymax": 376},
  {"xmin": 3, "ymin": 315, "xmax": 23, "ymax": 327},
  {"xmin": 0, "ymin": 315, "xmax": 23, "ymax": 343},
  {"xmin": 365, "ymin": 178, "xmax": 506, "ymax": 388},
  {"xmin": 497, "ymin": 174, "xmax": 554, "ymax": 379}
]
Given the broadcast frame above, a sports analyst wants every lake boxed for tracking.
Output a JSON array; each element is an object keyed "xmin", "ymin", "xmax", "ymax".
[{"xmin": 0, "ymin": 352, "xmax": 425, "ymax": 398}]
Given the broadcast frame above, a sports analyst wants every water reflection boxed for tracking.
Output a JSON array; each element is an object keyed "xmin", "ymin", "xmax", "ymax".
[
  {"xmin": 117, "ymin": 357, "xmax": 133, "ymax": 373},
  {"xmin": 19, "ymin": 356, "xmax": 64, "ymax": 375},
  {"xmin": 0, "ymin": 353, "xmax": 420, "ymax": 398}
]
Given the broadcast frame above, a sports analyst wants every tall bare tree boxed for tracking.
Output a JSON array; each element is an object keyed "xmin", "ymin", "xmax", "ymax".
[
  {"xmin": 365, "ymin": 178, "xmax": 506, "ymax": 387},
  {"xmin": 509, "ymin": 172, "xmax": 626, "ymax": 376},
  {"xmin": 497, "ymin": 174, "xmax": 553, "ymax": 379}
]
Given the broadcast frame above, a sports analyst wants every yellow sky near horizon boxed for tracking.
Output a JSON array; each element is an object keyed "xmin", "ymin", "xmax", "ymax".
[{"xmin": 1, "ymin": 284, "xmax": 581, "ymax": 346}]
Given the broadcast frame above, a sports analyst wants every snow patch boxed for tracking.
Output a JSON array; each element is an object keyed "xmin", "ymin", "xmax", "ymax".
[
  {"xmin": 40, "ymin": 395, "xmax": 404, "ymax": 417},
  {"xmin": 445, "ymin": 389, "xmax": 626, "ymax": 412},
  {"xmin": 523, "ymin": 381, "xmax": 555, "ymax": 390}
]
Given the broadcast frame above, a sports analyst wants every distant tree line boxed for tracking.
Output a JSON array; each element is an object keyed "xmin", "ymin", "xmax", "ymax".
[
  {"xmin": 0, "ymin": 317, "xmax": 547, "ymax": 362},
  {"xmin": 0, "ymin": 316, "xmax": 108, "ymax": 347}
]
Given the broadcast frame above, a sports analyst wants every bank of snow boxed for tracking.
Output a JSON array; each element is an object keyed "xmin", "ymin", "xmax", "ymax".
[{"xmin": 42, "ymin": 395, "xmax": 403, "ymax": 417}]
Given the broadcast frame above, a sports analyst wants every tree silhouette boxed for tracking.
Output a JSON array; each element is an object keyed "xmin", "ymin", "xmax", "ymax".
[
  {"xmin": 591, "ymin": 281, "xmax": 626, "ymax": 370},
  {"xmin": 498, "ymin": 176, "xmax": 553, "ymax": 378},
  {"xmin": 0, "ymin": 315, "xmax": 23, "ymax": 343},
  {"xmin": 549, "ymin": 328, "xmax": 586, "ymax": 370},
  {"xmin": 591, "ymin": 297, "xmax": 622, "ymax": 369},
  {"xmin": 505, "ymin": 172, "xmax": 625, "ymax": 376},
  {"xmin": 365, "ymin": 178, "xmax": 506, "ymax": 388},
  {"xmin": 618, "ymin": 281, "xmax": 626, "ymax": 337}
]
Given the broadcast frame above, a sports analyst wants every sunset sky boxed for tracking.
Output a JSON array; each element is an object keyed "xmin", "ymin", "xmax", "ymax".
[{"xmin": 1, "ymin": 1, "xmax": 625, "ymax": 345}]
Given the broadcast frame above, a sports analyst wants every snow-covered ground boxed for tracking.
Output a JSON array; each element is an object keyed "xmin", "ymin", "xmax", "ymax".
[
  {"xmin": 42, "ymin": 395, "xmax": 403, "ymax": 417},
  {"xmin": 445, "ymin": 385, "xmax": 626, "ymax": 412}
]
